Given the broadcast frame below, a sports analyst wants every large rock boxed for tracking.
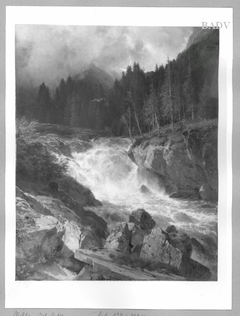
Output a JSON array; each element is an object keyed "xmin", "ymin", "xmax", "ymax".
[
  {"xmin": 79, "ymin": 230, "xmax": 105, "ymax": 250},
  {"xmin": 74, "ymin": 248, "xmax": 184, "ymax": 281},
  {"xmin": 140, "ymin": 228, "xmax": 183, "ymax": 270},
  {"xmin": 128, "ymin": 223, "xmax": 145, "ymax": 258},
  {"xmin": 16, "ymin": 197, "xmax": 65, "ymax": 279},
  {"xmin": 129, "ymin": 208, "xmax": 156, "ymax": 234},
  {"xmin": 140, "ymin": 228, "xmax": 211, "ymax": 280},
  {"xmin": 58, "ymin": 176, "xmax": 102, "ymax": 207},
  {"xmin": 105, "ymin": 222, "xmax": 131, "ymax": 252},
  {"xmin": 105, "ymin": 210, "xmax": 155, "ymax": 258},
  {"xmin": 61, "ymin": 221, "xmax": 81, "ymax": 257},
  {"xmin": 16, "ymin": 186, "xmax": 108, "ymax": 280},
  {"xmin": 128, "ymin": 120, "xmax": 218, "ymax": 200},
  {"xmin": 166, "ymin": 225, "xmax": 193, "ymax": 257},
  {"xmin": 199, "ymin": 183, "xmax": 217, "ymax": 201}
]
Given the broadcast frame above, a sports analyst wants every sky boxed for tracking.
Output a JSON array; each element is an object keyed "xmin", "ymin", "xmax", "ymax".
[{"xmin": 15, "ymin": 25, "xmax": 193, "ymax": 88}]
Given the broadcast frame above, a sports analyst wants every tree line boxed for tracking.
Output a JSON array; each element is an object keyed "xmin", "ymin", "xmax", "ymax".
[{"xmin": 16, "ymin": 29, "xmax": 219, "ymax": 135}]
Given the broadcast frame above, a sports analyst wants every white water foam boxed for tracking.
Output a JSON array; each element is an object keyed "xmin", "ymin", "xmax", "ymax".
[
  {"xmin": 67, "ymin": 138, "xmax": 217, "ymax": 235},
  {"xmin": 66, "ymin": 137, "xmax": 217, "ymax": 277}
]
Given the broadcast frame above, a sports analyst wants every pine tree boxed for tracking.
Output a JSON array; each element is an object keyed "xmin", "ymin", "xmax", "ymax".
[
  {"xmin": 126, "ymin": 90, "xmax": 143, "ymax": 137},
  {"xmin": 55, "ymin": 79, "xmax": 67, "ymax": 124},
  {"xmin": 64, "ymin": 92, "xmax": 80, "ymax": 127},
  {"xmin": 36, "ymin": 82, "xmax": 52, "ymax": 123},
  {"xmin": 183, "ymin": 60, "xmax": 195, "ymax": 120},
  {"xmin": 120, "ymin": 106, "xmax": 132, "ymax": 139},
  {"xmin": 143, "ymin": 84, "xmax": 160, "ymax": 134},
  {"xmin": 161, "ymin": 59, "xmax": 174, "ymax": 133}
]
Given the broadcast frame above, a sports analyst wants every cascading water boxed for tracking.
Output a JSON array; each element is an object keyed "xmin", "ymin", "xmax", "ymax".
[{"xmin": 67, "ymin": 137, "xmax": 218, "ymax": 279}]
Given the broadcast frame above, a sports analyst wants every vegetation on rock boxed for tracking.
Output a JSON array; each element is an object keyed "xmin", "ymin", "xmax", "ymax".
[{"xmin": 16, "ymin": 117, "xmax": 67, "ymax": 183}]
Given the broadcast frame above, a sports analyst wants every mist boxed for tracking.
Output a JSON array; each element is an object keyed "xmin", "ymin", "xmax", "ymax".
[{"xmin": 15, "ymin": 25, "xmax": 193, "ymax": 88}]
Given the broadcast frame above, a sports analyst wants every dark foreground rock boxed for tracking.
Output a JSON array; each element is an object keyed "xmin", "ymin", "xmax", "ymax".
[
  {"xmin": 16, "ymin": 188, "xmax": 212, "ymax": 281},
  {"xmin": 165, "ymin": 225, "xmax": 193, "ymax": 257},
  {"xmin": 140, "ymin": 228, "xmax": 211, "ymax": 280},
  {"xmin": 74, "ymin": 248, "xmax": 185, "ymax": 281},
  {"xmin": 58, "ymin": 175, "xmax": 102, "ymax": 207},
  {"xmin": 129, "ymin": 208, "xmax": 156, "ymax": 233},
  {"xmin": 89, "ymin": 210, "xmax": 211, "ymax": 281},
  {"xmin": 16, "ymin": 186, "xmax": 107, "ymax": 280}
]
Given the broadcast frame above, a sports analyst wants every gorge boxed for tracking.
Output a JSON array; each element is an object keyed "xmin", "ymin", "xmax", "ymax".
[
  {"xmin": 15, "ymin": 27, "xmax": 219, "ymax": 282},
  {"xmin": 16, "ymin": 121, "xmax": 218, "ymax": 281}
]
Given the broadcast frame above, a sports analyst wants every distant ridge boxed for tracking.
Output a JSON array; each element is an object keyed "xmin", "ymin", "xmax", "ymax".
[
  {"xmin": 186, "ymin": 28, "xmax": 216, "ymax": 49},
  {"xmin": 74, "ymin": 63, "xmax": 114, "ymax": 91}
]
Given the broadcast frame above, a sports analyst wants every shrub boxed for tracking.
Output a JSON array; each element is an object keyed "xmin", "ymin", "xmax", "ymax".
[{"xmin": 16, "ymin": 117, "xmax": 67, "ymax": 182}]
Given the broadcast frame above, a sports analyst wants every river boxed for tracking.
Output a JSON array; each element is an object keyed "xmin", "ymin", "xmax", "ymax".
[{"xmin": 67, "ymin": 137, "xmax": 218, "ymax": 279}]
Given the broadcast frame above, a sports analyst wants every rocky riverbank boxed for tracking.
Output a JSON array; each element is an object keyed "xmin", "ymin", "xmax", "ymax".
[
  {"xmin": 15, "ymin": 122, "xmax": 216, "ymax": 281},
  {"xmin": 16, "ymin": 185, "xmax": 212, "ymax": 281},
  {"xmin": 128, "ymin": 119, "xmax": 218, "ymax": 201}
]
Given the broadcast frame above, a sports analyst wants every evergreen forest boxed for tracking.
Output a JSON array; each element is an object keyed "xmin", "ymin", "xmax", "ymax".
[{"xmin": 16, "ymin": 29, "xmax": 219, "ymax": 136}]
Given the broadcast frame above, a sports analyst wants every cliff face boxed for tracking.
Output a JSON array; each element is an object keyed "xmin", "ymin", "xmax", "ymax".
[{"xmin": 128, "ymin": 120, "xmax": 218, "ymax": 201}]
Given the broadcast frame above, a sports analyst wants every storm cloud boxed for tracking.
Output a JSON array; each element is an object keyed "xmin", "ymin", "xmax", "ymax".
[{"xmin": 15, "ymin": 25, "xmax": 193, "ymax": 88}]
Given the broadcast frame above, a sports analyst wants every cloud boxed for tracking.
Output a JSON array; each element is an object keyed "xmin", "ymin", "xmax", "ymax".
[{"xmin": 15, "ymin": 25, "xmax": 192, "ymax": 88}]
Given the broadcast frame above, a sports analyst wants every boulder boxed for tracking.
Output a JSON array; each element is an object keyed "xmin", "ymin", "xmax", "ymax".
[
  {"xmin": 199, "ymin": 183, "xmax": 217, "ymax": 201},
  {"xmin": 129, "ymin": 209, "xmax": 156, "ymax": 234},
  {"xmin": 105, "ymin": 222, "xmax": 131, "ymax": 252},
  {"xmin": 15, "ymin": 187, "xmax": 108, "ymax": 280},
  {"xmin": 74, "ymin": 248, "xmax": 183, "ymax": 280},
  {"xmin": 140, "ymin": 228, "xmax": 211, "ymax": 280},
  {"xmin": 61, "ymin": 221, "xmax": 81, "ymax": 257},
  {"xmin": 140, "ymin": 228, "xmax": 183, "ymax": 270},
  {"xmin": 165, "ymin": 225, "xmax": 193, "ymax": 257},
  {"xmin": 16, "ymin": 197, "xmax": 65, "ymax": 276},
  {"xmin": 128, "ymin": 223, "xmax": 145, "ymax": 258},
  {"xmin": 50, "ymin": 189, "xmax": 108, "ymax": 241},
  {"xmin": 140, "ymin": 184, "xmax": 151, "ymax": 194},
  {"xmin": 179, "ymin": 255, "xmax": 212, "ymax": 281},
  {"xmin": 79, "ymin": 230, "xmax": 105, "ymax": 249},
  {"xmin": 169, "ymin": 189, "xmax": 200, "ymax": 199},
  {"xmin": 58, "ymin": 175, "xmax": 102, "ymax": 207}
]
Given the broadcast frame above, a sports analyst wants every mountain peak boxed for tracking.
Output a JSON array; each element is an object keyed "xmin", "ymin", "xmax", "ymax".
[{"xmin": 186, "ymin": 28, "xmax": 216, "ymax": 49}]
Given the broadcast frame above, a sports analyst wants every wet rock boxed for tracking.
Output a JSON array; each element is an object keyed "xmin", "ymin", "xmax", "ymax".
[
  {"xmin": 58, "ymin": 175, "xmax": 102, "ymax": 207},
  {"xmin": 140, "ymin": 185, "xmax": 151, "ymax": 194},
  {"xmin": 137, "ymin": 167, "xmax": 165, "ymax": 192},
  {"xmin": 105, "ymin": 222, "xmax": 131, "ymax": 252},
  {"xmin": 166, "ymin": 225, "xmax": 178, "ymax": 234},
  {"xmin": 128, "ymin": 120, "xmax": 218, "ymax": 201},
  {"xmin": 174, "ymin": 212, "xmax": 195, "ymax": 223},
  {"xmin": 165, "ymin": 225, "xmax": 193, "ymax": 257},
  {"xmin": 199, "ymin": 183, "xmax": 217, "ymax": 201},
  {"xmin": 129, "ymin": 209, "xmax": 156, "ymax": 234},
  {"xmin": 48, "ymin": 188, "xmax": 107, "ymax": 241},
  {"xmin": 169, "ymin": 189, "xmax": 200, "ymax": 199}
]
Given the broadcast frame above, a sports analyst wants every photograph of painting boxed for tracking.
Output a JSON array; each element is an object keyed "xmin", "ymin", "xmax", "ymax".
[{"xmin": 5, "ymin": 6, "xmax": 232, "ymax": 310}]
